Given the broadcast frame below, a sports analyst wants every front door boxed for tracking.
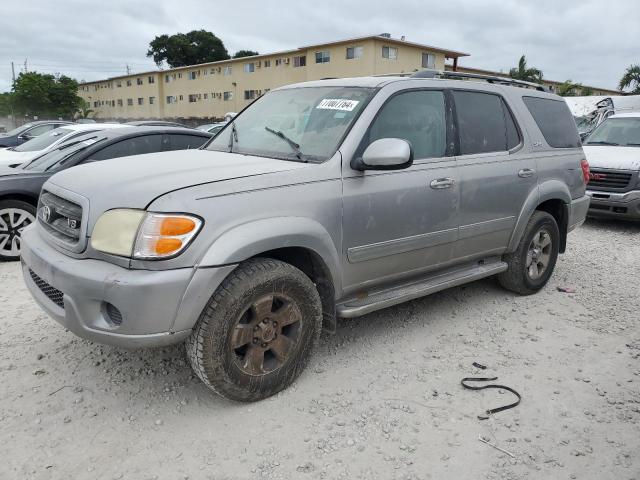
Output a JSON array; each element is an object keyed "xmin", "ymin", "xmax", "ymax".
[{"xmin": 341, "ymin": 89, "xmax": 459, "ymax": 294}]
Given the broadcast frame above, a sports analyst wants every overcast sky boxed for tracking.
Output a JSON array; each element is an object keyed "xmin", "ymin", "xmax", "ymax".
[{"xmin": 1, "ymin": 0, "xmax": 637, "ymax": 93}]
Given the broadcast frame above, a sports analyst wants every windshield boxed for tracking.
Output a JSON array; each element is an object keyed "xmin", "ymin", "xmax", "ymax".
[
  {"xmin": 574, "ymin": 115, "xmax": 597, "ymax": 134},
  {"xmin": 14, "ymin": 127, "xmax": 73, "ymax": 152},
  {"xmin": 207, "ymin": 86, "xmax": 374, "ymax": 162},
  {"xmin": 586, "ymin": 117, "xmax": 640, "ymax": 146},
  {"xmin": 2, "ymin": 123, "xmax": 33, "ymax": 137},
  {"xmin": 21, "ymin": 136, "xmax": 104, "ymax": 172}
]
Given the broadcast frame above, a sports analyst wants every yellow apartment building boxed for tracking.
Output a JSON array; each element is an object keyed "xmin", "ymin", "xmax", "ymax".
[{"xmin": 79, "ymin": 34, "xmax": 468, "ymax": 122}]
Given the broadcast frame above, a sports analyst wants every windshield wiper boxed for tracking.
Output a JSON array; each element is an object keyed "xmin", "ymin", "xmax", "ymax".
[
  {"xmin": 264, "ymin": 126, "xmax": 306, "ymax": 162},
  {"xmin": 625, "ymin": 143, "xmax": 640, "ymax": 146},
  {"xmin": 228, "ymin": 122, "xmax": 238, "ymax": 152},
  {"xmin": 586, "ymin": 141, "xmax": 619, "ymax": 146}
]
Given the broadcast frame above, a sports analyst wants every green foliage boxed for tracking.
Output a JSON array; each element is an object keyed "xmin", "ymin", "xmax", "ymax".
[
  {"xmin": 0, "ymin": 92, "xmax": 13, "ymax": 116},
  {"xmin": 11, "ymin": 72, "xmax": 82, "ymax": 118},
  {"xmin": 581, "ymin": 86, "xmax": 593, "ymax": 96},
  {"xmin": 233, "ymin": 50, "xmax": 259, "ymax": 59},
  {"xmin": 509, "ymin": 55, "xmax": 543, "ymax": 84},
  {"xmin": 557, "ymin": 80, "xmax": 583, "ymax": 97},
  {"xmin": 618, "ymin": 64, "xmax": 640, "ymax": 94},
  {"xmin": 75, "ymin": 100, "xmax": 94, "ymax": 119},
  {"xmin": 147, "ymin": 30, "xmax": 230, "ymax": 68}
]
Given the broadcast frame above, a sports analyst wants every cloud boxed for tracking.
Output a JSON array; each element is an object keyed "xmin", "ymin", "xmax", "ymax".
[{"xmin": 0, "ymin": 0, "xmax": 637, "ymax": 93}]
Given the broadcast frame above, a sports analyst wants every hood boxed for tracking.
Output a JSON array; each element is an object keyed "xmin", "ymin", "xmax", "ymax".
[
  {"xmin": 583, "ymin": 145, "xmax": 640, "ymax": 171},
  {"xmin": 46, "ymin": 149, "xmax": 309, "ymax": 209},
  {"xmin": 0, "ymin": 150, "xmax": 34, "ymax": 166},
  {"xmin": 0, "ymin": 165, "xmax": 33, "ymax": 178}
]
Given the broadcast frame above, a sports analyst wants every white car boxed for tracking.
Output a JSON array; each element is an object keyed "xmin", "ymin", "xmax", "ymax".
[{"xmin": 0, "ymin": 123, "xmax": 128, "ymax": 167}]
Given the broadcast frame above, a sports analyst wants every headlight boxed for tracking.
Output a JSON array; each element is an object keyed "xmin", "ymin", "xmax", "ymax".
[{"xmin": 91, "ymin": 209, "xmax": 202, "ymax": 259}]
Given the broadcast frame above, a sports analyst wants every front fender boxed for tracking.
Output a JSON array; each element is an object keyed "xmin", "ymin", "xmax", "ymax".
[
  {"xmin": 198, "ymin": 216, "xmax": 342, "ymax": 294},
  {"xmin": 507, "ymin": 180, "xmax": 571, "ymax": 252}
]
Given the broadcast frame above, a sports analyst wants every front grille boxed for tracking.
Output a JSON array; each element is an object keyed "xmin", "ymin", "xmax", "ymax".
[
  {"xmin": 38, "ymin": 191, "xmax": 83, "ymax": 244},
  {"xmin": 29, "ymin": 269, "xmax": 64, "ymax": 309},
  {"xmin": 588, "ymin": 169, "xmax": 634, "ymax": 191}
]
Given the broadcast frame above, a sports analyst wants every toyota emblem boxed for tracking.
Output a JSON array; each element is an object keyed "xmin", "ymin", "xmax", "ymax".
[{"xmin": 40, "ymin": 205, "xmax": 52, "ymax": 223}]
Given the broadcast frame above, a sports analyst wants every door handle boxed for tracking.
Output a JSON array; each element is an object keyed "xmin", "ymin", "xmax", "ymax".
[
  {"xmin": 518, "ymin": 168, "xmax": 535, "ymax": 178},
  {"xmin": 430, "ymin": 177, "xmax": 455, "ymax": 189}
]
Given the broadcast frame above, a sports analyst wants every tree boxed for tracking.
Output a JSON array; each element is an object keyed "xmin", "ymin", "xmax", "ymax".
[
  {"xmin": 11, "ymin": 72, "xmax": 82, "ymax": 119},
  {"xmin": 146, "ymin": 30, "xmax": 230, "ymax": 68},
  {"xmin": 618, "ymin": 64, "xmax": 640, "ymax": 94},
  {"xmin": 581, "ymin": 86, "xmax": 593, "ymax": 96},
  {"xmin": 233, "ymin": 50, "xmax": 259, "ymax": 59},
  {"xmin": 509, "ymin": 55, "xmax": 543, "ymax": 84},
  {"xmin": 0, "ymin": 92, "xmax": 13, "ymax": 117},
  {"xmin": 75, "ymin": 100, "xmax": 94, "ymax": 119},
  {"xmin": 557, "ymin": 80, "xmax": 582, "ymax": 97}
]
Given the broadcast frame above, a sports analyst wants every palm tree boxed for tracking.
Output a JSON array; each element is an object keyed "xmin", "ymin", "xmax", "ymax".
[
  {"xmin": 509, "ymin": 55, "xmax": 543, "ymax": 84},
  {"xmin": 75, "ymin": 100, "xmax": 94, "ymax": 120},
  {"xmin": 557, "ymin": 80, "xmax": 582, "ymax": 97},
  {"xmin": 618, "ymin": 64, "xmax": 640, "ymax": 94}
]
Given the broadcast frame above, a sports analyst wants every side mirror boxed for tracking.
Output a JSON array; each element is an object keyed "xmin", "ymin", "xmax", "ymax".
[{"xmin": 352, "ymin": 138, "xmax": 413, "ymax": 171}]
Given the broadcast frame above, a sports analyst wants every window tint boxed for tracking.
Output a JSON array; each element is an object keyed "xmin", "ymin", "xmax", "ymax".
[
  {"xmin": 166, "ymin": 134, "xmax": 207, "ymax": 151},
  {"xmin": 87, "ymin": 135, "xmax": 163, "ymax": 161},
  {"xmin": 523, "ymin": 96, "xmax": 581, "ymax": 148},
  {"xmin": 453, "ymin": 91, "xmax": 519, "ymax": 155},
  {"xmin": 366, "ymin": 90, "xmax": 446, "ymax": 160},
  {"xmin": 26, "ymin": 124, "xmax": 56, "ymax": 137}
]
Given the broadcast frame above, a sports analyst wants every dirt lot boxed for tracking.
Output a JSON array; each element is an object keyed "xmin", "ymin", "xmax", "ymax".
[{"xmin": 1, "ymin": 219, "xmax": 639, "ymax": 480}]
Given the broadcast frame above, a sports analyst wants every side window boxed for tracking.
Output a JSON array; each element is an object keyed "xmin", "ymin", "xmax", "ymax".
[
  {"xmin": 453, "ymin": 91, "xmax": 519, "ymax": 155},
  {"xmin": 165, "ymin": 134, "xmax": 208, "ymax": 151},
  {"xmin": 26, "ymin": 124, "xmax": 55, "ymax": 137},
  {"xmin": 87, "ymin": 135, "xmax": 163, "ymax": 161},
  {"xmin": 365, "ymin": 90, "xmax": 446, "ymax": 160},
  {"xmin": 522, "ymin": 96, "xmax": 581, "ymax": 148}
]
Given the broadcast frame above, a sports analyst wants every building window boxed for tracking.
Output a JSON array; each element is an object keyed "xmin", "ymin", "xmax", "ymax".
[
  {"xmin": 166, "ymin": 96, "xmax": 176, "ymax": 104},
  {"xmin": 210, "ymin": 68, "xmax": 216, "ymax": 75},
  {"xmin": 315, "ymin": 51, "xmax": 330, "ymax": 64},
  {"xmin": 116, "ymin": 81, "xmax": 122, "ymax": 88},
  {"xmin": 93, "ymin": 101, "xmax": 99, "ymax": 108},
  {"xmin": 148, "ymin": 76, "xmax": 155, "ymax": 84},
  {"xmin": 244, "ymin": 63, "xmax": 255, "ymax": 73},
  {"xmin": 127, "ymin": 98, "xmax": 133, "ymax": 106},
  {"xmin": 275, "ymin": 59, "xmax": 282, "ymax": 66},
  {"xmin": 149, "ymin": 96, "xmax": 155, "ymax": 104},
  {"xmin": 264, "ymin": 60, "xmax": 271, "ymax": 68},
  {"xmin": 203, "ymin": 93, "xmax": 208, "ymax": 99},
  {"xmin": 346, "ymin": 46, "xmax": 363, "ymax": 60},
  {"xmin": 421, "ymin": 53, "xmax": 436, "ymax": 69},
  {"xmin": 382, "ymin": 46, "xmax": 398, "ymax": 60},
  {"xmin": 293, "ymin": 56, "xmax": 306, "ymax": 67},
  {"xmin": 189, "ymin": 70, "xmax": 199, "ymax": 80},
  {"xmin": 203, "ymin": 70, "xmax": 208, "ymax": 76},
  {"xmin": 136, "ymin": 78, "xmax": 143, "ymax": 85},
  {"xmin": 137, "ymin": 97, "xmax": 144, "ymax": 105},
  {"xmin": 188, "ymin": 94, "xmax": 198, "ymax": 103},
  {"xmin": 177, "ymin": 72, "xmax": 182, "ymax": 79},
  {"xmin": 223, "ymin": 66, "xmax": 232, "ymax": 76},
  {"xmin": 244, "ymin": 90, "xmax": 259, "ymax": 100},
  {"xmin": 165, "ymin": 74, "xmax": 171, "ymax": 83},
  {"xmin": 179, "ymin": 95, "xmax": 183, "ymax": 101},
  {"xmin": 126, "ymin": 80, "xmax": 132, "ymax": 87},
  {"xmin": 117, "ymin": 99, "xmax": 123, "ymax": 107},
  {"xmin": 223, "ymin": 91, "xmax": 233, "ymax": 101}
]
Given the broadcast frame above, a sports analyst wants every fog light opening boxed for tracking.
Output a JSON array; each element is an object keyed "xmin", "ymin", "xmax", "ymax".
[{"xmin": 103, "ymin": 302, "xmax": 123, "ymax": 326}]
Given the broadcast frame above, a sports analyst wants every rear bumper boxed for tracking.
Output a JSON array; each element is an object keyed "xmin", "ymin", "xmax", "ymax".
[
  {"xmin": 586, "ymin": 189, "xmax": 640, "ymax": 220},
  {"xmin": 568, "ymin": 195, "xmax": 591, "ymax": 232},
  {"xmin": 20, "ymin": 225, "xmax": 237, "ymax": 348}
]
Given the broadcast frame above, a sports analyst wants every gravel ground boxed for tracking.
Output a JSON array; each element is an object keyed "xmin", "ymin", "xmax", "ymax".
[{"xmin": 1, "ymin": 219, "xmax": 639, "ymax": 480}]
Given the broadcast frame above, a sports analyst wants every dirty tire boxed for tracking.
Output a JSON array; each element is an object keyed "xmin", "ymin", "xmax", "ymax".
[
  {"xmin": 185, "ymin": 257, "xmax": 323, "ymax": 402},
  {"xmin": 498, "ymin": 211, "xmax": 560, "ymax": 295},
  {"xmin": 0, "ymin": 199, "xmax": 36, "ymax": 262}
]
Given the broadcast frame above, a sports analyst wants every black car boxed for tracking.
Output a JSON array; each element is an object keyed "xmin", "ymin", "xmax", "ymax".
[
  {"xmin": 0, "ymin": 120, "xmax": 74, "ymax": 148},
  {"xmin": 125, "ymin": 120, "xmax": 189, "ymax": 128},
  {"xmin": 0, "ymin": 126, "xmax": 211, "ymax": 261}
]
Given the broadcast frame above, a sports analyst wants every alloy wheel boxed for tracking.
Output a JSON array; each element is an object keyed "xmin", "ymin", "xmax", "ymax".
[
  {"xmin": 525, "ymin": 228, "xmax": 552, "ymax": 280},
  {"xmin": 0, "ymin": 208, "xmax": 36, "ymax": 257}
]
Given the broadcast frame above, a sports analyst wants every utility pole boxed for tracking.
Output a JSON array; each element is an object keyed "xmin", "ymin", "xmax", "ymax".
[
  {"xmin": 11, "ymin": 61, "xmax": 15, "ymax": 83},
  {"xmin": 24, "ymin": 58, "xmax": 27, "ymax": 73},
  {"xmin": 126, "ymin": 64, "xmax": 131, "ymax": 75}
]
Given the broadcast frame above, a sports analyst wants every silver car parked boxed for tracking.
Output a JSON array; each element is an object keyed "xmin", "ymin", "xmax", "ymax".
[{"xmin": 21, "ymin": 73, "xmax": 590, "ymax": 401}]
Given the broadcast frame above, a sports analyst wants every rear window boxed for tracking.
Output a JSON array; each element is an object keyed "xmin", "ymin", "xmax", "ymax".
[
  {"xmin": 452, "ymin": 91, "xmax": 521, "ymax": 155},
  {"xmin": 523, "ymin": 96, "xmax": 581, "ymax": 148}
]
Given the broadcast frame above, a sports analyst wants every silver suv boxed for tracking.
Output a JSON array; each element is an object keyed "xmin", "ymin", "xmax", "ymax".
[{"xmin": 21, "ymin": 73, "xmax": 590, "ymax": 401}]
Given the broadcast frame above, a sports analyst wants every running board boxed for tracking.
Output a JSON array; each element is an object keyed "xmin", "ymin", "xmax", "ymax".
[{"xmin": 336, "ymin": 259, "xmax": 508, "ymax": 318}]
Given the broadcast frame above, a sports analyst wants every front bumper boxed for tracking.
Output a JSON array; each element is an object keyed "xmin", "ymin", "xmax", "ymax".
[
  {"xmin": 20, "ymin": 226, "xmax": 236, "ymax": 348},
  {"xmin": 586, "ymin": 189, "xmax": 640, "ymax": 220}
]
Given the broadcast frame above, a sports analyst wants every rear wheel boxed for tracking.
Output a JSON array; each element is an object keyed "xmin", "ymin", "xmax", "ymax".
[
  {"xmin": 498, "ymin": 211, "xmax": 560, "ymax": 295},
  {"xmin": 186, "ymin": 258, "xmax": 323, "ymax": 402},
  {"xmin": 0, "ymin": 200, "xmax": 36, "ymax": 261}
]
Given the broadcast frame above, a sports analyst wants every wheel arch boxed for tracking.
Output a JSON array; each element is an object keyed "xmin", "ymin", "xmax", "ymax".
[{"xmin": 0, "ymin": 192, "xmax": 39, "ymax": 207}]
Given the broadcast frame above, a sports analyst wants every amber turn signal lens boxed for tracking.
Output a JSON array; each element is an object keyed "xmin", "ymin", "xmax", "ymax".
[
  {"xmin": 153, "ymin": 237, "xmax": 183, "ymax": 255},
  {"xmin": 160, "ymin": 217, "xmax": 196, "ymax": 236}
]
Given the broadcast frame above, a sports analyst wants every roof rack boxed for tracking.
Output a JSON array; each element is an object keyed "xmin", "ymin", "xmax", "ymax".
[{"xmin": 376, "ymin": 69, "xmax": 546, "ymax": 91}]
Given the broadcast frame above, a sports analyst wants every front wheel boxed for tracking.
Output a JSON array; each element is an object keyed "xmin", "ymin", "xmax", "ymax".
[
  {"xmin": 185, "ymin": 258, "xmax": 323, "ymax": 402},
  {"xmin": 0, "ymin": 200, "xmax": 36, "ymax": 262},
  {"xmin": 498, "ymin": 211, "xmax": 560, "ymax": 295}
]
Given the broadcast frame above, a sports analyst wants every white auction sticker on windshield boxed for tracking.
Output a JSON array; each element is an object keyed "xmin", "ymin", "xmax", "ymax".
[{"xmin": 316, "ymin": 99, "xmax": 360, "ymax": 111}]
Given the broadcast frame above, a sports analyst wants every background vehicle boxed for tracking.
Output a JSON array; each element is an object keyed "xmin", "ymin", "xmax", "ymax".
[
  {"xmin": 0, "ymin": 123, "xmax": 127, "ymax": 167},
  {"xmin": 21, "ymin": 73, "xmax": 589, "ymax": 401},
  {"xmin": 125, "ymin": 120, "xmax": 189, "ymax": 128},
  {"xmin": 567, "ymin": 95, "xmax": 640, "ymax": 140},
  {"xmin": 583, "ymin": 112, "xmax": 640, "ymax": 220},
  {"xmin": 0, "ymin": 126, "xmax": 211, "ymax": 261},
  {"xmin": 0, "ymin": 121, "xmax": 74, "ymax": 148},
  {"xmin": 196, "ymin": 122, "xmax": 228, "ymax": 134}
]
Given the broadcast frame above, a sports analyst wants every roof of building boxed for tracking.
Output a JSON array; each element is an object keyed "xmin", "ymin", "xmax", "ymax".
[{"xmin": 79, "ymin": 34, "xmax": 469, "ymax": 85}]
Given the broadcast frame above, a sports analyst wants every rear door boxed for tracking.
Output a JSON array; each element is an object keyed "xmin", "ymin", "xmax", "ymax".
[{"xmin": 451, "ymin": 89, "xmax": 537, "ymax": 260}]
